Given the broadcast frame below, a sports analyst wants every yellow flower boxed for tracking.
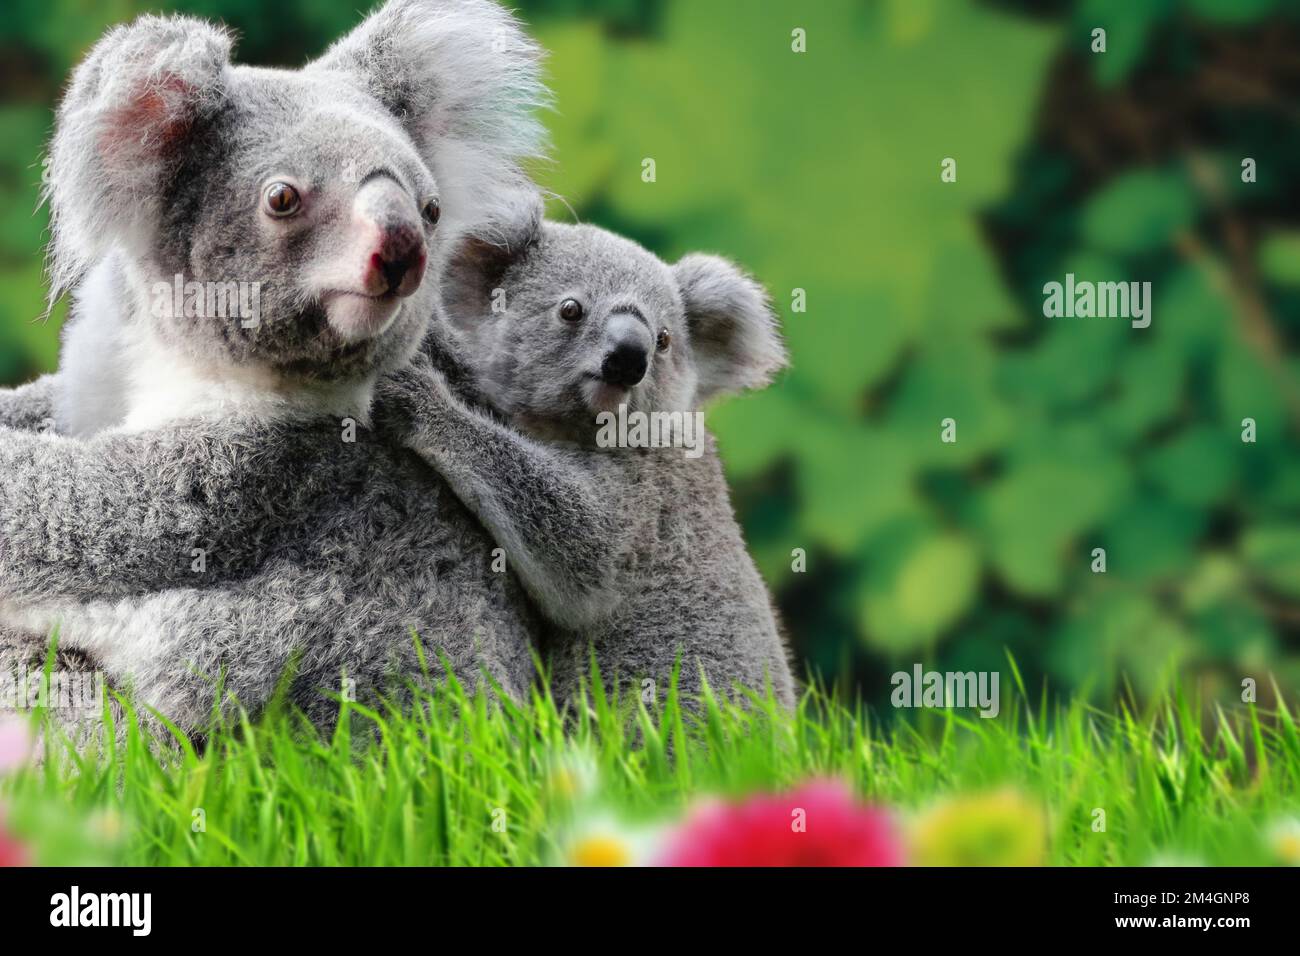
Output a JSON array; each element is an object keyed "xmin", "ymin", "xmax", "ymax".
[
  {"xmin": 1266, "ymin": 818, "xmax": 1300, "ymax": 866},
  {"xmin": 570, "ymin": 833, "xmax": 634, "ymax": 868},
  {"xmin": 910, "ymin": 789, "xmax": 1047, "ymax": 867}
]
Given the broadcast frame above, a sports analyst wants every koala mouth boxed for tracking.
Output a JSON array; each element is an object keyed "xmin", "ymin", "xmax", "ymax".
[
  {"xmin": 582, "ymin": 373, "xmax": 634, "ymax": 413},
  {"xmin": 320, "ymin": 289, "xmax": 404, "ymax": 344}
]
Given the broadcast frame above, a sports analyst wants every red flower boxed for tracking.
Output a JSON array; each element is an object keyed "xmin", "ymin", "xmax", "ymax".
[{"xmin": 656, "ymin": 780, "xmax": 904, "ymax": 867}]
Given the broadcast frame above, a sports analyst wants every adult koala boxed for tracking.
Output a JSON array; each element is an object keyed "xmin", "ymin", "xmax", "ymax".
[{"xmin": 0, "ymin": 0, "xmax": 548, "ymax": 734}]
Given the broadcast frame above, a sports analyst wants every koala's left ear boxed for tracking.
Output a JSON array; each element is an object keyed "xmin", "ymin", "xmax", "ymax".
[
  {"xmin": 674, "ymin": 254, "xmax": 788, "ymax": 403},
  {"xmin": 438, "ymin": 195, "xmax": 542, "ymax": 334},
  {"xmin": 309, "ymin": 0, "xmax": 549, "ymax": 237},
  {"xmin": 43, "ymin": 15, "xmax": 233, "ymax": 311}
]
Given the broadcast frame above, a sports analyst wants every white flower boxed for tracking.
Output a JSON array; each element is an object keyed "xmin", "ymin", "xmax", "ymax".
[
  {"xmin": 547, "ymin": 748, "xmax": 599, "ymax": 803},
  {"xmin": 555, "ymin": 813, "xmax": 659, "ymax": 868}
]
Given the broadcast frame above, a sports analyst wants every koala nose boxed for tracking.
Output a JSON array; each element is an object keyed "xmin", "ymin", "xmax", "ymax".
[
  {"xmin": 601, "ymin": 342, "xmax": 650, "ymax": 388},
  {"xmin": 371, "ymin": 224, "xmax": 426, "ymax": 297},
  {"xmin": 600, "ymin": 312, "xmax": 653, "ymax": 388},
  {"xmin": 372, "ymin": 226, "xmax": 426, "ymax": 297},
  {"xmin": 355, "ymin": 177, "xmax": 427, "ymax": 297}
]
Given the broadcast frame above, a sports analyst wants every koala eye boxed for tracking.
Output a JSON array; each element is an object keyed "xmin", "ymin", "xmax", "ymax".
[
  {"xmin": 559, "ymin": 298, "xmax": 585, "ymax": 322},
  {"xmin": 263, "ymin": 182, "xmax": 301, "ymax": 218},
  {"xmin": 656, "ymin": 328, "xmax": 672, "ymax": 352},
  {"xmin": 421, "ymin": 198, "xmax": 441, "ymax": 228}
]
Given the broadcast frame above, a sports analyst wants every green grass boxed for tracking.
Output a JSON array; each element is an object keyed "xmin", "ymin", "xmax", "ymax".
[{"xmin": 3, "ymin": 658, "xmax": 1299, "ymax": 867}]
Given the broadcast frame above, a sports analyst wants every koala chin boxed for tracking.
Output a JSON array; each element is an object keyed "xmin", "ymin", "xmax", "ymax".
[
  {"xmin": 377, "ymin": 206, "xmax": 798, "ymax": 710},
  {"xmin": 0, "ymin": 0, "xmax": 550, "ymax": 737}
]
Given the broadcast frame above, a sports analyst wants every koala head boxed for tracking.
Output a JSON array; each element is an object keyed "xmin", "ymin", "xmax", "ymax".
[
  {"xmin": 43, "ymin": 0, "xmax": 546, "ymax": 388},
  {"xmin": 440, "ymin": 210, "xmax": 787, "ymax": 438}
]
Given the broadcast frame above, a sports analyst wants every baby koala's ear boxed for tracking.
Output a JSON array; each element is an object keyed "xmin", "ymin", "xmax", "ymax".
[
  {"xmin": 438, "ymin": 198, "xmax": 543, "ymax": 332},
  {"xmin": 43, "ymin": 15, "xmax": 232, "ymax": 310},
  {"xmin": 310, "ymin": 0, "xmax": 549, "ymax": 237},
  {"xmin": 674, "ymin": 254, "xmax": 788, "ymax": 403}
]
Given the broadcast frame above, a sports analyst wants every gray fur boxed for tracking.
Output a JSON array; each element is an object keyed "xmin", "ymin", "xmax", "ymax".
[
  {"xmin": 307, "ymin": 0, "xmax": 549, "ymax": 242},
  {"xmin": 42, "ymin": 0, "xmax": 547, "ymax": 313},
  {"xmin": 0, "ymin": 0, "xmax": 793, "ymax": 738},
  {"xmin": 0, "ymin": 0, "xmax": 548, "ymax": 734},
  {"xmin": 378, "ymin": 213, "xmax": 796, "ymax": 708},
  {"xmin": 1, "ymin": 419, "xmax": 540, "ymax": 731},
  {"xmin": 0, "ymin": 377, "xmax": 58, "ymax": 433}
]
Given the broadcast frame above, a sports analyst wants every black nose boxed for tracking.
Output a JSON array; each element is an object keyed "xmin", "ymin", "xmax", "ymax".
[
  {"xmin": 380, "ymin": 247, "xmax": 419, "ymax": 293},
  {"xmin": 601, "ymin": 343, "xmax": 649, "ymax": 388},
  {"xmin": 375, "ymin": 221, "xmax": 426, "ymax": 295}
]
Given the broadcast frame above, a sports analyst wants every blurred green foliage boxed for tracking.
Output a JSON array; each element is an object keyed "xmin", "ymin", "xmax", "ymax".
[{"xmin": 0, "ymin": 0, "xmax": 1297, "ymax": 711}]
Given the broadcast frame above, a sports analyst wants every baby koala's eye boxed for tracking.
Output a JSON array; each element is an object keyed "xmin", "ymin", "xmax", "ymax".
[
  {"xmin": 656, "ymin": 328, "xmax": 672, "ymax": 352},
  {"xmin": 263, "ymin": 182, "xmax": 301, "ymax": 218},
  {"xmin": 421, "ymin": 198, "xmax": 441, "ymax": 228},
  {"xmin": 559, "ymin": 298, "xmax": 585, "ymax": 322}
]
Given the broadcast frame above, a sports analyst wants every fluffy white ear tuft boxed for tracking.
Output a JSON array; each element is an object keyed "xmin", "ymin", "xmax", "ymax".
[
  {"xmin": 674, "ymin": 254, "xmax": 788, "ymax": 403},
  {"xmin": 310, "ymin": 0, "xmax": 551, "ymax": 239},
  {"xmin": 42, "ymin": 15, "xmax": 232, "ymax": 313}
]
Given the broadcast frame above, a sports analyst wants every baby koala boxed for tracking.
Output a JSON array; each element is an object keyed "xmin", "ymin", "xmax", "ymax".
[{"xmin": 382, "ymin": 208, "xmax": 796, "ymax": 708}]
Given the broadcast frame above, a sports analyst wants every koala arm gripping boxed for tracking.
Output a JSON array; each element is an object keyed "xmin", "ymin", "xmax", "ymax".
[
  {"xmin": 0, "ymin": 422, "xmax": 297, "ymax": 605},
  {"xmin": 420, "ymin": 324, "xmax": 491, "ymax": 410},
  {"xmin": 379, "ymin": 361, "xmax": 624, "ymax": 630},
  {"xmin": 0, "ymin": 375, "xmax": 59, "ymax": 432}
]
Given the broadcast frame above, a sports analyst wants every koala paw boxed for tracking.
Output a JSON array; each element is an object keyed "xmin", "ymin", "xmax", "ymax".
[{"xmin": 372, "ymin": 354, "xmax": 452, "ymax": 444}]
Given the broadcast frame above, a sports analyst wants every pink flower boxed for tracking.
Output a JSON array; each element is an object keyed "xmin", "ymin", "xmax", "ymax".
[
  {"xmin": 0, "ymin": 830, "xmax": 28, "ymax": 867},
  {"xmin": 656, "ymin": 780, "xmax": 904, "ymax": 867},
  {"xmin": 0, "ymin": 810, "xmax": 28, "ymax": 868},
  {"xmin": 0, "ymin": 716, "xmax": 34, "ymax": 775}
]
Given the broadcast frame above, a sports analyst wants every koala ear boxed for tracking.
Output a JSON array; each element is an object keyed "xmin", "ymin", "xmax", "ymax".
[
  {"xmin": 309, "ymin": 0, "xmax": 549, "ymax": 239},
  {"xmin": 438, "ymin": 198, "xmax": 543, "ymax": 332},
  {"xmin": 42, "ymin": 15, "xmax": 232, "ymax": 311},
  {"xmin": 674, "ymin": 254, "xmax": 788, "ymax": 403}
]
